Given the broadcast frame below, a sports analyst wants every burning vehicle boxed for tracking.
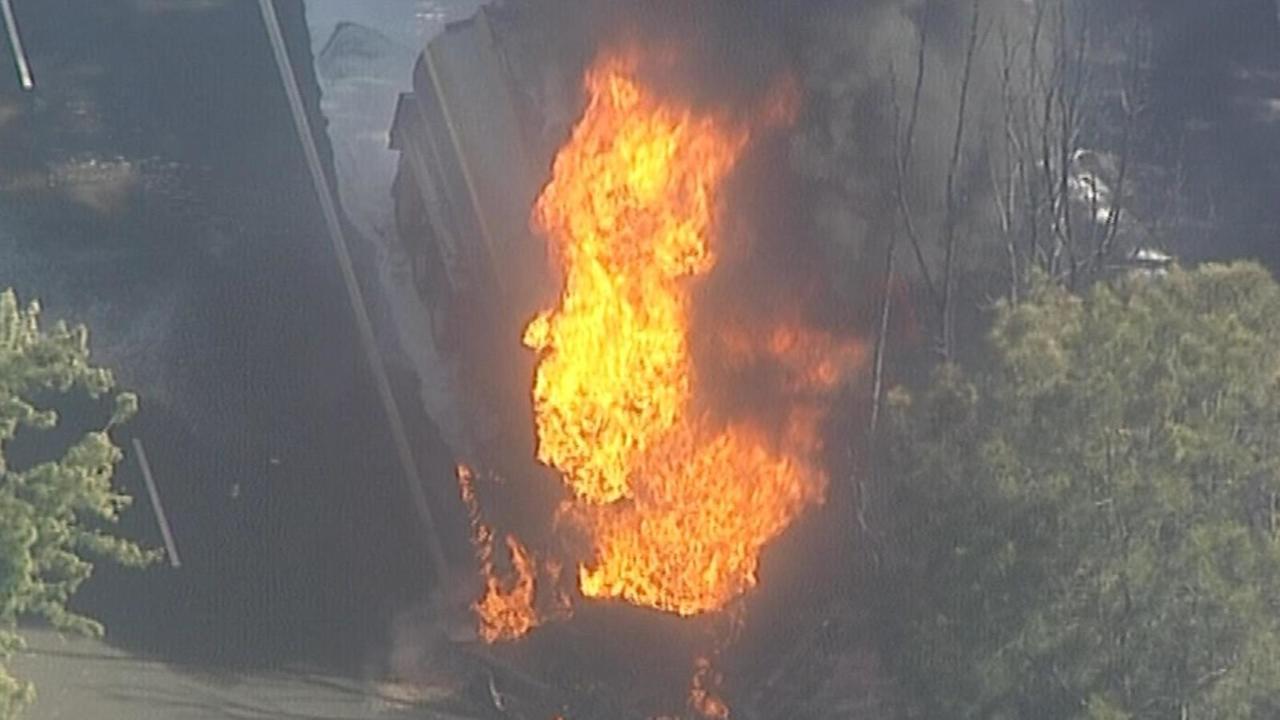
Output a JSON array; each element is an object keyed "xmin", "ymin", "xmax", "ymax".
[{"xmin": 389, "ymin": 5, "xmax": 874, "ymax": 718}]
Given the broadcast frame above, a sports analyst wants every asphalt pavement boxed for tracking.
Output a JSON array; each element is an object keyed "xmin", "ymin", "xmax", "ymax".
[
  {"xmin": 11, "ymin": 628, "xmax": 470, "ymax": 720},
  {"xmin": 0, "ymin": 0, "xmax": 456, "ymax": 699}
]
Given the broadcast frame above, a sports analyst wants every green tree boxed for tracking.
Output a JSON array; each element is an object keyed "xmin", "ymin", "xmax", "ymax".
[
  {"xmin": 0, "ymin": 289, "xmax": 153, "ymax": 719},
  {"xmin": 880, "ymin": 263, "xmax": 1280, "ymax": 719}
]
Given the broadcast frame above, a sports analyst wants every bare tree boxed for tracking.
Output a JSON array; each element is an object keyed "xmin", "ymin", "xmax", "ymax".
[
  {"xmin": 990, "ymin": 0, "xmax": 1150, "ymax": 298},
  {"xmin": 889, "ymin": 0, "xmax": 986, "ymax": 361}
]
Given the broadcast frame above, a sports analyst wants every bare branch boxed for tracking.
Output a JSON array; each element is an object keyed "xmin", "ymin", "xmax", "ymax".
[
  {"xmin": 1098, "ymin": 15, "xmax": 1144, "ymax": 267},
  {"xmin": 939, "ymin": 0, "xmax": 983, "ymax": 359},
  {"xmin": 888, "ymin": 4, "xmax": 940, "ymax": 305},
  {"xmin": 869, "ymin": 239, "xmax": 896, "ymax": 438}
]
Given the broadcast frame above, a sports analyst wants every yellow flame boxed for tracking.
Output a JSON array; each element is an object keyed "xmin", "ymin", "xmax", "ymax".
[{"xmin": 524, "ymin": 51, "xmax": 858, "ymax": 616}]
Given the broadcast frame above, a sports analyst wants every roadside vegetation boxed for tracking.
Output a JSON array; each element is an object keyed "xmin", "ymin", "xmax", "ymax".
[
  {"xmin": 824, "ymin": 3, "xmax": 1280, "ymax": 715},
  {"xmin": 875, "ymin": 263, "xmax": 1280, "ymax": 718},
  {"xmin": 0, "ymin": 289, "xmax": 153, "ymax": 720}
]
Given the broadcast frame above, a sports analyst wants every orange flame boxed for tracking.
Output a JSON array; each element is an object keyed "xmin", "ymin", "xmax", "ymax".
[
  {"xmin": 523, "ymin": 51, "xmax": 860, "ymax": 617},
  {"xmin": 456, "ymin": 465, "xmax": 540, "ymax": 643}
]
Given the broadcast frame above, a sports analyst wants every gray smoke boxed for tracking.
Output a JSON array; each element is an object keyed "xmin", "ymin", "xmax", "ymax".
[{"xmin": 790, "ymin": 1, "xmax": 1039, "ymax": 294}]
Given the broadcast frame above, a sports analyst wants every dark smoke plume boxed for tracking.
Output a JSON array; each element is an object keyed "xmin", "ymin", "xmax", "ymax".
[{"xmin": 512, "ymin": 0, "xmax": 1042, "ymax": 430}]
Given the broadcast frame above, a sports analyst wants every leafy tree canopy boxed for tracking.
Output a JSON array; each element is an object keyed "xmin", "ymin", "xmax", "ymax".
[
  {"xmin": 881, "ymin": 263, "xmax": 1280, "ymax": 719},
  {"xmin": 0, "ymin": 289, "xmax": 153, "ymax": 720}
]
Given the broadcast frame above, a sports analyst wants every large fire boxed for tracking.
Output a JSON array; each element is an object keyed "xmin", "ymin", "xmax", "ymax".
[{"xmin": 519, "ymin": 50, "xmax": 863, "ymax": 617}]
